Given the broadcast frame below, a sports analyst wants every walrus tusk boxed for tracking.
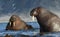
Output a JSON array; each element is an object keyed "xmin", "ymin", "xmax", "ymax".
[
  {"xmin": 10, "ymin": 22, "xmax": 11, "ymax": 26},
  {"xmin": 13, "ymin": 22, "xmax": 15, "ymax": 26},
  {"xmin": 32, "ymin": 16, "xmax": 35, "ymax": 21}
]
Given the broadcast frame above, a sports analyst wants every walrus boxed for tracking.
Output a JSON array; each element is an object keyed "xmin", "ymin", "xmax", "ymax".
[
  {"xmin": 5, "ymin": 34, "xmax": 12, "ymax": 37},
  {"xmin": 6, "ymin": 15, "xmax": 33, "ymax": 31},
  {"xmin": 30, "ymin": 7, "xmax": 60, "ymax": 34}
]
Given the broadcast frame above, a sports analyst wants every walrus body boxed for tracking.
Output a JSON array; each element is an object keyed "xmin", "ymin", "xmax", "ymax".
[
  {"xmin": 30, "ymin": 7, "xmax": 60, "ymax": 33},
  {"xmin": 6, "ymin": 15, "xmax": 33, "ymax": 31}
]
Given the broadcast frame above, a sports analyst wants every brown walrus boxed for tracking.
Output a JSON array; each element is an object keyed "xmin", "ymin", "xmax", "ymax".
[
  {"xmin": 5, "ymin": 34, "xmax": 12, "ymax": 37},
  {"xmin": 30, "ymin": 7, "xmax": 60, "ymax": 34},
  {"xmin": 6, "ymin": 15, "xmax": 33, "ymax": 31}
]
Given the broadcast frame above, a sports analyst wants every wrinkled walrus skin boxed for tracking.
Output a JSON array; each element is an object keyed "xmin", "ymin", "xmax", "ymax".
[
  {"xmin": 30, "ymin": 7, "xmax": 60, "ymax": 34},
  {"xmin": 6, "ymin": 15, "xmax": 33, "ymax": 31}
]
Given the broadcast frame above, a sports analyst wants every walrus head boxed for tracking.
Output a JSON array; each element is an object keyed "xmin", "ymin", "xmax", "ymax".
[
  {"xmin": 30, "ymin": 7, "xmax": 42, "ymax": 21},
  {"xmin": 10, "ymin": 15, "xmax": 17, "ymax": 22},
  {"xmin": 9, "ymin": 15, "xmax": 19, "ymax": 27},
  {"xmin": 30, "ymin": 7, "xmax": 42, "ymax": 17}
]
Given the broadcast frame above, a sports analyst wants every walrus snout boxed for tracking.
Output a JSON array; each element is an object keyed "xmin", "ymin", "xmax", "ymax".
[
  {"xmin": 30, "ymin": 11, "xmax": 36, "ymax": 16},
  {"xmin": 30, "ymin": 8, "xmax": 39, "ymax": 17}
]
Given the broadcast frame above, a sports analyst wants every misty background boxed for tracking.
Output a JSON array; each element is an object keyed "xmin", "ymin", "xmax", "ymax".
[{"xmin": 0, "ymin": 0, "xmax": 60, "ymax": 22}]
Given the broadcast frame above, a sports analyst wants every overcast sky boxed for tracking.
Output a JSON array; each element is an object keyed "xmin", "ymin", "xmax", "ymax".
[{"xmin": 0, "ymin": 0, "xmax": 60, "ymax": 22}]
